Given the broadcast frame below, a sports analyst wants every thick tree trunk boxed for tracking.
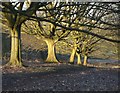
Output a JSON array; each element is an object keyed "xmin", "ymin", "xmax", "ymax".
[
  {"xmin": 9, "ymin": 26, "xmax": 22, "ymax": 67},
  {"xmin": 44, "ymin": 39, "xmax": 58, "ymax": 63},
  {"xmin": 69, "ymin": 45, "xmax": 77, "ymax": 64},
  {"xmin": 76, "ymin": 53, "xmax": 82, "ymax": 65},
  {"xmin": 83, "ymin": 55, "xmax": 88, "ymax": 66}
]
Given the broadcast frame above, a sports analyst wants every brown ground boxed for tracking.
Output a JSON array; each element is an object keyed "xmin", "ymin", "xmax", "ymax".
[{"xmin": 2, "ymin": 63, "xmax": 119, "ymax": 92}]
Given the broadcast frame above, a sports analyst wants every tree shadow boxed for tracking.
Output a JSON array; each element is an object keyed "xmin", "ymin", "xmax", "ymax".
[
  {"xmin": 2, "ymin": 65, "xmax": 90, "ymax": 91},
  {"xmin": 22, "ymin": 47, "xmax": 47, "ymax": 63},
  {"xmin": 22, "ymin": 47, "xmax": 71, "ymax": 65},
  {"xmin": 2, "ymin": 32, "xmax": 11, "ymax": 64}
]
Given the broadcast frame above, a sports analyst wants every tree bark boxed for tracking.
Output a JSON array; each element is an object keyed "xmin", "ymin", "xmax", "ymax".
[
  {"xmin": 9, "ymin": 26, "xmax": 22, "ymax": 67},
  {"xmin": 83, "ymin": 55, "xmax": 88, "ymax": 66},
  {"xmin": 69, "ymin": 45, "xmax": 77, "ymax": 64},
  {"xmin": 44, "ymin": 38, "xmax": 58, "ymax": 63},
  {"xmin": 76, "ymin": 52, "xmax": 82, "ymax": 65}
]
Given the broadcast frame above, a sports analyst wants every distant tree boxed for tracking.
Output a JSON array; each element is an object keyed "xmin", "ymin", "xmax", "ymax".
[
  {"xmin": 22, "ymin": 2, "xmax": 80, "ymax": 63},
  {"xmin": 79, "ymin": 34, "xmax": 101, "ymax": 66}
]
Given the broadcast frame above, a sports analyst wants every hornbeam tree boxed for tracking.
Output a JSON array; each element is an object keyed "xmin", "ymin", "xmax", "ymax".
[
  {"xmin": 22, "ymin": 2, "xmax": 76, "ymax": 63},
  {"xmin": 22, "ymin": 20, "xmax": 70, "ymax": 63},
  {"xmin": 79, "ymin": 34, "xmax": 101, "ymax": 66},
  {"xmin": 1, "ymin": 2, "xmax": 48, "ymax": 67}
]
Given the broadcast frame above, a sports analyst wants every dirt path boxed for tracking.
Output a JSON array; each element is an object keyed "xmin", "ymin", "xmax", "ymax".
[{"xmin": 2, "ymin": 64, "xmax": 119, "ymax": 91}]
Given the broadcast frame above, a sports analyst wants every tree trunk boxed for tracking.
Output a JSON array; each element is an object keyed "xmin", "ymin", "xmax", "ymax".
[
  {"xmin": 9, "ymin": 26, "xmax": 22, "ymax": 67},
  {"xmin": 83, "ymin": 55, "xmax": 88, "ymax": 66},
  {"xmin": 69, "ymin": 45, "xmax": 77, "ymax": 64},
  {"xmin": 76, "ymin": 52, "xmax": 82, "ymax": 65},
  {"xmin": 44, "ymin": 39, "xmax": 58, "ymax": 63}
]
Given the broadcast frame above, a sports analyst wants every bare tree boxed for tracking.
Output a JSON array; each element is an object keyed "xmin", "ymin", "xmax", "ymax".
[{"xmin": 1, "ymin": 2, "xmax": 48, "ymax": 67}]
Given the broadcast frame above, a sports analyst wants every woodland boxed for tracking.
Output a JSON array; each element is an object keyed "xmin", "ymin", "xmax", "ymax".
[{"xmin": 1, "ymin": 1, "xmax": 120, "ymax": 91}]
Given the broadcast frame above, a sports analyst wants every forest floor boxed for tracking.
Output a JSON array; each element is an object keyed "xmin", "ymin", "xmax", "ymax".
[{"xmin": 2, "ymin": 62, "xmax": 119, "ymax": 92}]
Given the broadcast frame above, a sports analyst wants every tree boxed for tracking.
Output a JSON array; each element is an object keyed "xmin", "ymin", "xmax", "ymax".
[
  {"xmin": 22, "ymin": 20, "xmax": 70, "ymax": 63},
  {"xmin": 79, "ymin": 34, "xmax": 101, "ymax": 66},
  {"xmin": 1, "ymin": 2, "xmax": 45, "ymax": 67},
  {"xmin": 22, "ymin": 2, "xmax": 78, "ymax": 63}
]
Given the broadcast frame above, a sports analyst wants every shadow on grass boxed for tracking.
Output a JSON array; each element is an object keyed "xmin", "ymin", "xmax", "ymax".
[
  {"xmin": 2, "ymin": 64, "xmax": 92, "ymax": 91},
  {"xmin": 2, "ymin": 32, "xmax": 11, "ymax": 62}
]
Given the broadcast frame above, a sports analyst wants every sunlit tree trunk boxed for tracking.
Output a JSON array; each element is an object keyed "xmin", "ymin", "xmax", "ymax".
[
  {"xmin": 76, "ymin": 52, "xmax": 82, "ymax": 65},
  {"xmin": 69, "ymin": 44, "xmax": 77, "ymax": 64},
  {"xmin": 9, "ymin": 25, "xmax": 22, "ymax": 67},
  {"xmin": 44, "ymin": 38, "xmax": 58, "ymax": 63},
  {"xmin": 83, "ymin": 55, "xmax": 88, "ymax": 66}
]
